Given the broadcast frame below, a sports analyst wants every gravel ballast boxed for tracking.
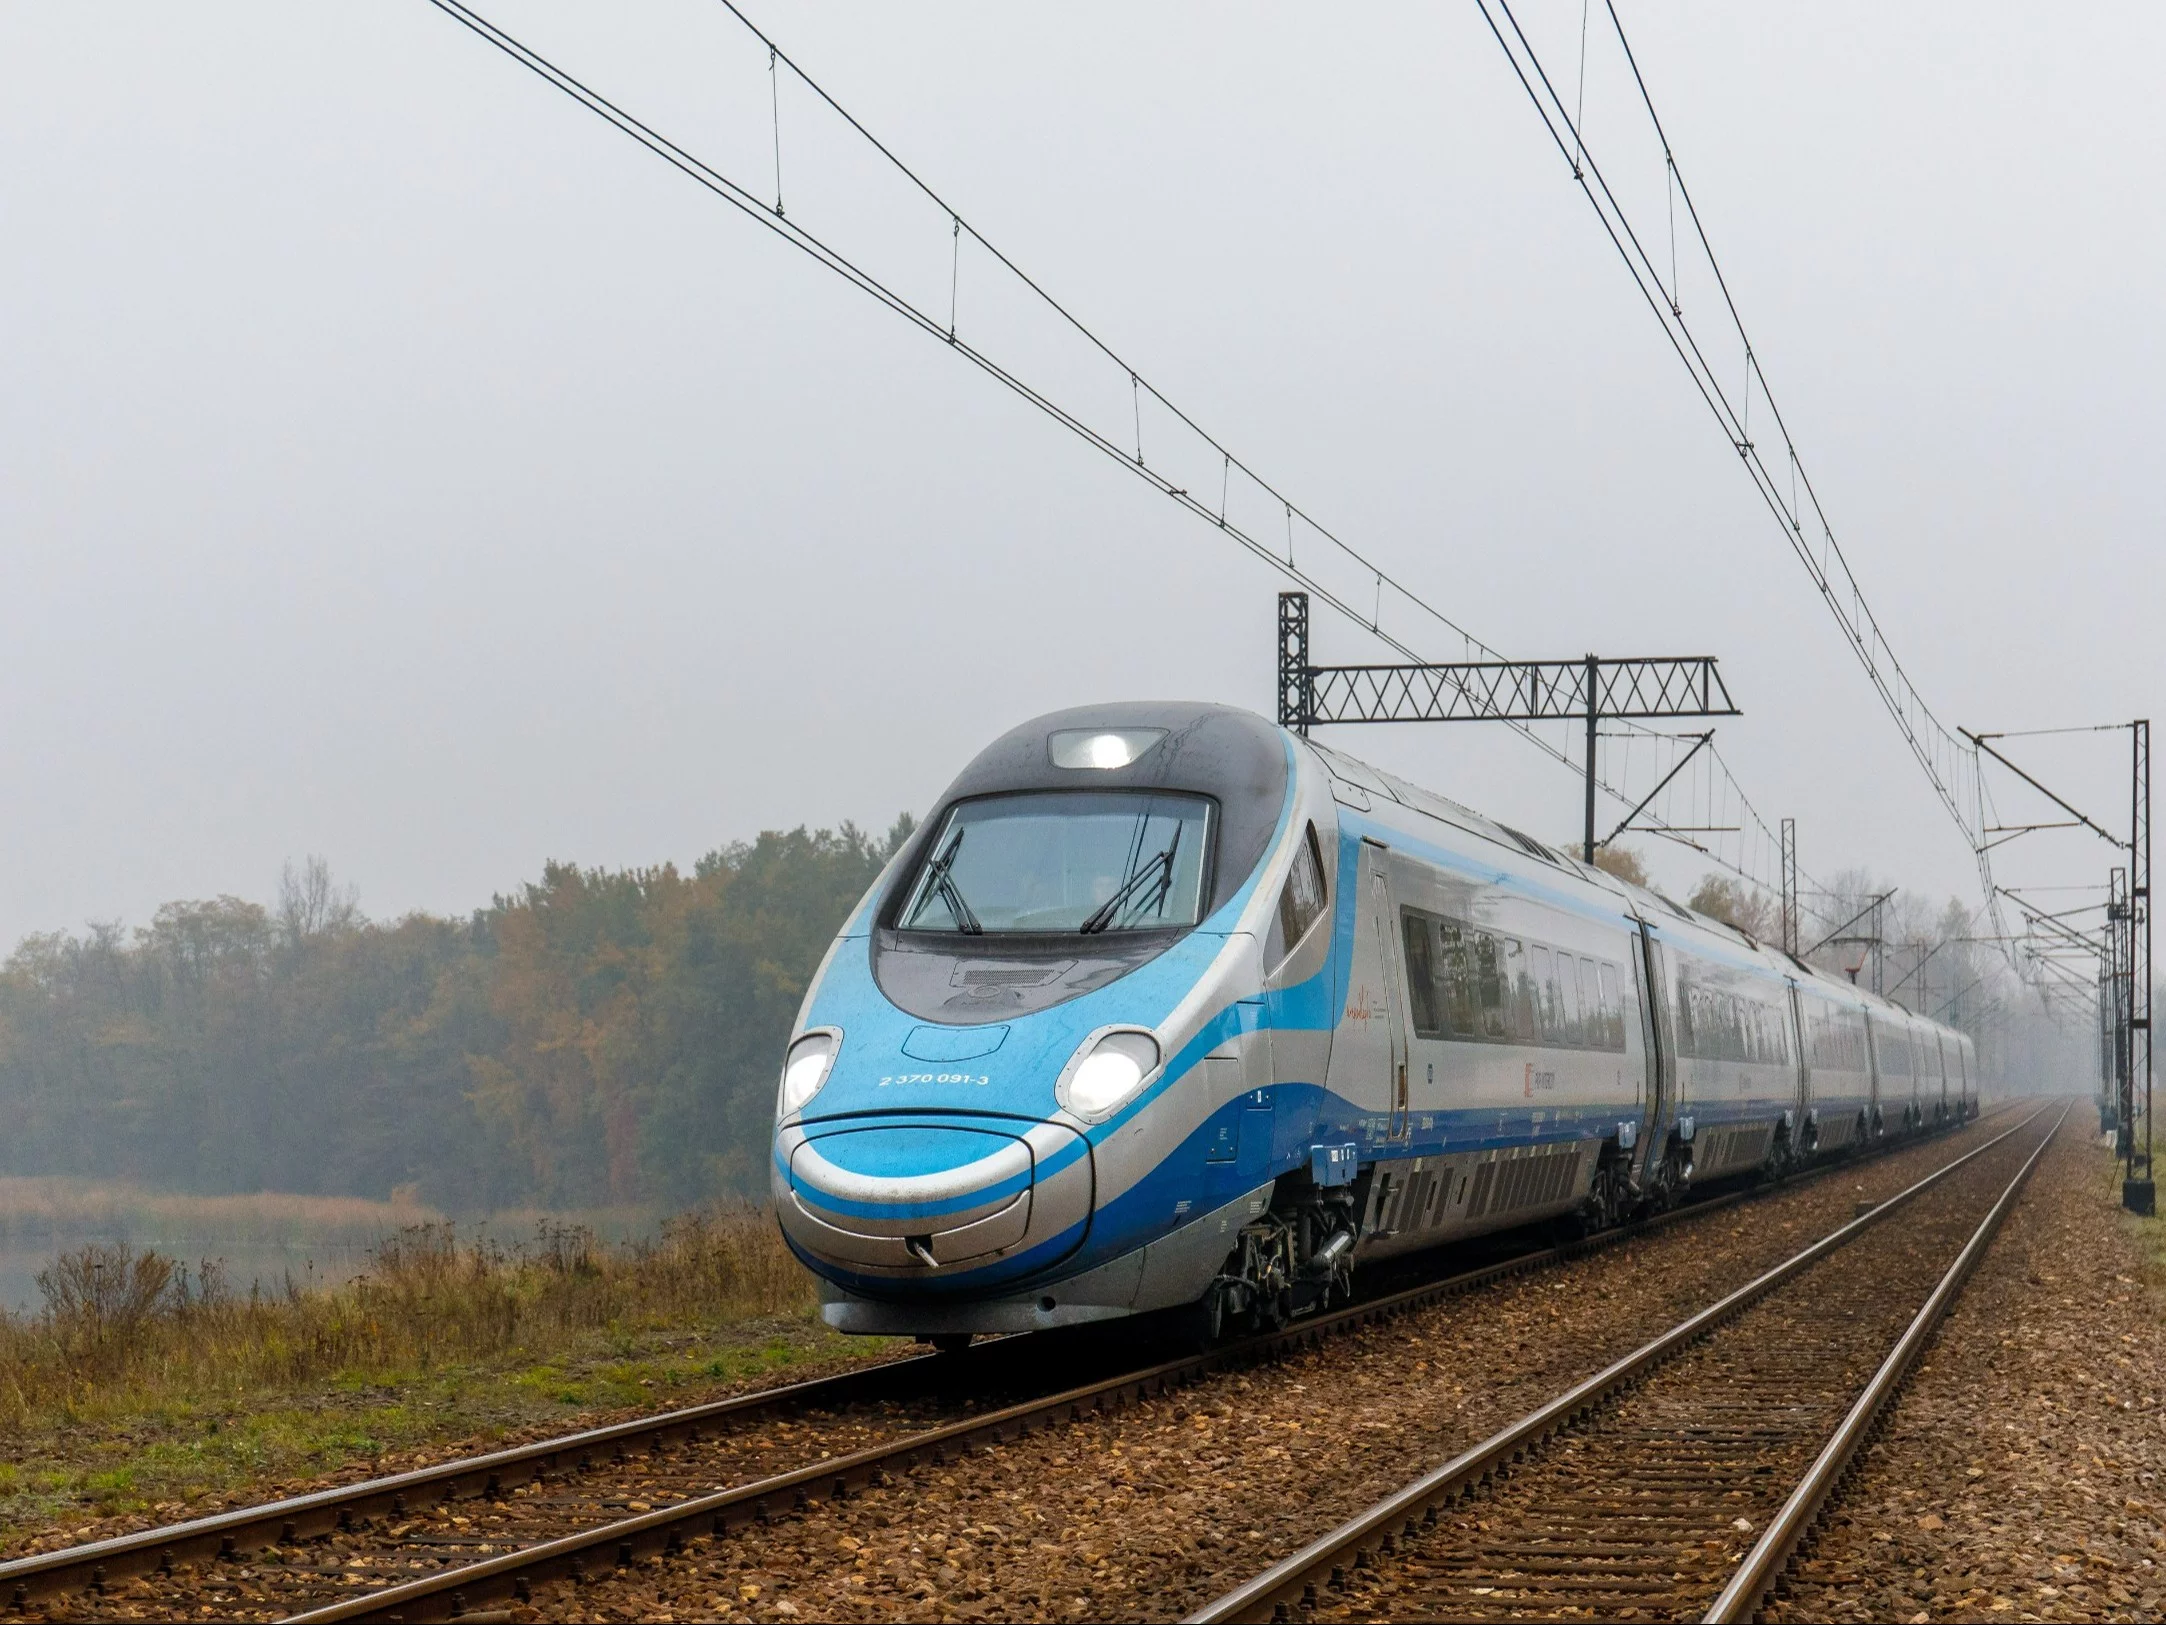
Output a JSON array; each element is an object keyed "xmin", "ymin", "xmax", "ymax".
[
  {"xmin": 1768, "ymin": 1126, "xmax": 2166, "ymax": 1625},
  {"xmin": 526, "ymin": 1117, "xmax": 2028, "ymax": 1623}
]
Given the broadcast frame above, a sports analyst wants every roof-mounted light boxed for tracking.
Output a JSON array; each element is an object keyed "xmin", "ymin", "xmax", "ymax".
[{"xmin": 1049, "ymin": 727, "xmax": 1166, "ymax": 770}]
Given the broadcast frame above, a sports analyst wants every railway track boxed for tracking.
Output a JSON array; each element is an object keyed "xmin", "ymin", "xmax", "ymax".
[
  {"xmin": 1186, "ymin": 1100, "xmax": 2064, "ymax": 1625},
  {"xmin": 0, "ymin": 1105, "xmax": 2007, "ymax": 1623}
]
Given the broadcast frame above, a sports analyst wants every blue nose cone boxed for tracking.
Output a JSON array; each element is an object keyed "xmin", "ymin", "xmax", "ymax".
[{"xmin": 776, "ymin": 1111, "xmax": 1097, "ymax": 1282}]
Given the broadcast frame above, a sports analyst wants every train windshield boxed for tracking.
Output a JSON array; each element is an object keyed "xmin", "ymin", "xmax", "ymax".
[{"xmin": 899, "ymin": 791, "xmax": 1214, "ymax": 935}]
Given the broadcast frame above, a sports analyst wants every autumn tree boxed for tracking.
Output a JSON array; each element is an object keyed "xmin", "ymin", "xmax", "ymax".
[
  {"xmin": 1591, "ymin": 844, "xmax": 1649, "ymax": 888},
  {"xmin": 1685, "ymin": 874, "xmax": 1776, "ymax": 938},
  {"xmin": 0, "ymin": 823, "xmax": 913, "ymax": 1210}
]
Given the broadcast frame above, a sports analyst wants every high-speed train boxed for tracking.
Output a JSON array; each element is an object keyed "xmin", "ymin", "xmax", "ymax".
[{"xmin": 772, "ymin": 702, "xmax": 1979, "ymax": 1343}]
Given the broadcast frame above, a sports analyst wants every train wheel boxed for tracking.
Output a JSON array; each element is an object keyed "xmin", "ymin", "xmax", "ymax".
[
  {"xmin": 1174, "ymin": 1284, "xmax": 1227, "ymax": 1349},
  {"xmin": 1581, "ymin": 1157, "xmax": 1632, "ymax": 1233}
]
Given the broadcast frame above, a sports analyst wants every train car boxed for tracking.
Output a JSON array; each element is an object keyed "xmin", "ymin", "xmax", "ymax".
[
  {"xmin": 771, "ymin": 701, "xmax": 1980, "ymax": 1343},
  {"xmin": 1795, "ymin": 977, "xmax": 1879, "ymax": 1151},
  {"xmin": 1868, "ymin": 1008, "xmax": 1924, "ymax": 1134}
]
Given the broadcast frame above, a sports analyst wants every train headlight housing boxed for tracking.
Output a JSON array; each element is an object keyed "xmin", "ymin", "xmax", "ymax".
[
  {"xmin": 1057, "ymin": 1028, "xmax": 1162, "ymax": 1123},
  {"xmin": 779, "ymin": 1029, "xmax": 840, "ymax": 1117}
]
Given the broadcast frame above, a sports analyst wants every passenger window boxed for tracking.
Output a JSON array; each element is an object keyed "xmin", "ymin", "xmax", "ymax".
[
  {"xmin": 1401, "ymin": 912, "xmax": 1440, "ymax": 1037},
  {"xmin": 1530, "ymin": 946, "xmax": 1557, "ymax": 1042},
  {"xmin": 1504, "ymin": 938, "xmax": 1535, "ymax": 1041},
  {"xmin": 1557, "ymin": 956, "xmax": 1583, "ymax": 1045},
  {"xmin": 1596, "ymin": 961, "xmax": 1623, "ymax": 1049},
  {"xmin": 1438, "ymin": 919, "xmax": 1478, "ymax": 1036},
  {"xmin": 1476, "ymin": 933, "xmax": 1508, "ymax": 1038},
  {"xmin": 1271, "ymin": 824, "xmax": 1327, "ymax": 964}
]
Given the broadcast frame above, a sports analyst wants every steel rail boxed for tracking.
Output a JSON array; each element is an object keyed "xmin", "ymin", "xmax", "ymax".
[
  {"xmin": 276, "ymin": 1187, "xmax": 1799, "ymax": 1625},
  {"xmin": 1703, "ymin": 1099, "xmax": 2070, "ymax": 1623},
  {"xmin": 278, "ymin": 1111, "xmax": 1998, "ymax": 1625},
  {"xmin": 0, "ymin": 1349, "xmax": 957, "ymax": 1610},
  {"xmin": 0, "ymin": 1103, "xmax": 2001, "ymax": 1616},
  {"xmin": 1182, "ymin": 1101, "xmax": 2052, "ymax": 1624},
  {"xmin": 0, "ymin": 1190, "xmax": 1734, "ymax": 1614}
]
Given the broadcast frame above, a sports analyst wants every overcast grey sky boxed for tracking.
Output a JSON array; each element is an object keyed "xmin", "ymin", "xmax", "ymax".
[{"xmin": 1, "ymin": 3, "xmax": 2157, "ymax": 947}]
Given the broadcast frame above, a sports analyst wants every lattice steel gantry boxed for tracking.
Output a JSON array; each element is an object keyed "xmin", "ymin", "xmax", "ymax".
[
  {"xmin": 1964, "ymin": 716, "xmax": 2152, "ymax": 1212},
  {"xmin": 1275, "ymin": 592, "xmax": 1740, "ymax": 863}
]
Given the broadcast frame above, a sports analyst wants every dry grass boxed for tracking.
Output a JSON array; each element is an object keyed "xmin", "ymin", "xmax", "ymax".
[{"xmin": 0, "ymin": 1206, "xmax": 816, "ymax": 1436}]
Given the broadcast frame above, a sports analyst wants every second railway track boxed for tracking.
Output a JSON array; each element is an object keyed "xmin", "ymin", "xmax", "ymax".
[{"xmin": 1189, "ymin": 1100, "xmax": 2065, "ymax": 1625}]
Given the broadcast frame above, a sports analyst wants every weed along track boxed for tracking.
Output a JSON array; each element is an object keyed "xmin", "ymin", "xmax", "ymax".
[
  {"xmin": 1189, "ymin": 1104, "xmax": 2064, "ymax": 1625},
  {"xmin": 0, "ymin": 1109, "xmax": 2008, "ymax": 1622}
]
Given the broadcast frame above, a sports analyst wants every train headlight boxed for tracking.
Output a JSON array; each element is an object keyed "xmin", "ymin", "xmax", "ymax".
[
  {"xmin": 1048, "ymin": 727, "xmax": 1167, "ymax": 770},
  {"xmin": 1057, "ymin": 1028, "xmax": 1162, "ymax": 1123},
  {"xmin": 779, "ymin": 1030, "xmax": 840, "ymax": 1116}
]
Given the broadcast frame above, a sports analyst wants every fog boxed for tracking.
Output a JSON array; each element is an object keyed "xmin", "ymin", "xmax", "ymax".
[{"xmin": 2, "ymin": 2, "xmax": 2157, "ymax": 964}]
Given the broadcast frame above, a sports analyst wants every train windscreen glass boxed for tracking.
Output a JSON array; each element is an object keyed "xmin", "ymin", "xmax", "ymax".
[{"xmin": 900, "ymin": 792, "xmax": 1214, "ymax": 934}]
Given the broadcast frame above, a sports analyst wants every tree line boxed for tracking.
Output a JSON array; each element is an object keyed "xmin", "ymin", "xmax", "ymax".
[
  {"xmin": 0, "ymin": 823, "xmax": 2060, "ymax": 1213},
  {"xmin": 0, "ymin": 822, "xmax": 910, "ymax": 1211}
]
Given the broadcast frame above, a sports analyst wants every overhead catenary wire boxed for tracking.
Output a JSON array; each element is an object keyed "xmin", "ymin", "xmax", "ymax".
[
  {"xmin": 416, "ymin": 2, "xmax": 1434, "ymax": 662},
  {"xmin": 706, "ymin": 0, "xmax": 1501, "ymax": 666},
  {"xmin": 425, "ymin": 0, "xmax": 1821, "ymax": 906},
  {"xmin": 1476, "ymin": 0, "xmax": 2024, "ymax": 980}
]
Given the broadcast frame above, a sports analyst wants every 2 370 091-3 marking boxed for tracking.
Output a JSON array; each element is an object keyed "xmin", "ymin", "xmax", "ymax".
[{"xmin": 877, "ymin": 1073, "xmax": 992, "ymax": 1087}]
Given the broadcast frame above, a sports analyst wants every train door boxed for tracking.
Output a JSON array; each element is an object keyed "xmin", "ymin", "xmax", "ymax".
[
  {"xmin": 1863, "ymin": 1010, "xmax": 1884, "ymax": 1135},
  {"xmin": 1324, "ymin": 840, "xmax": 1410, "ymax": 1141},
  {"xmin": 1374, "ymin": 864, "xmax": 1411, "ymax": 1142},
  {"xmin": 1629, "ymin": 920, "xmax": 1673, "ymax": 1188},
  {"xmin": 1786, "ymin": 980, "xmax": 1811, "ymax": 1149}
]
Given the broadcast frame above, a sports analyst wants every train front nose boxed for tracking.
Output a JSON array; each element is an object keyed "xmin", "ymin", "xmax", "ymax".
[{"xmin": 776, "ymin": 1114, "xmax": 1095, "ymax": 1283}]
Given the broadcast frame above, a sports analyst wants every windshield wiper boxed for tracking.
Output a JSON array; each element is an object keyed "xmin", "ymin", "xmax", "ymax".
[
  {"xmin": 917, "ymin": 829, "xmax": 982, "ymax": 935},
  {"xmin": 1079, "ymin": 827, "xmax": 1181, "ymax": 935}
]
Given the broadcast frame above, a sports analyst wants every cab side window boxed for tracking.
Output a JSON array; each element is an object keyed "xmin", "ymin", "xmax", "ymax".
[{"xmin": 1268, "ymin": 823, "xmax": 1328, "ymax": 968}]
